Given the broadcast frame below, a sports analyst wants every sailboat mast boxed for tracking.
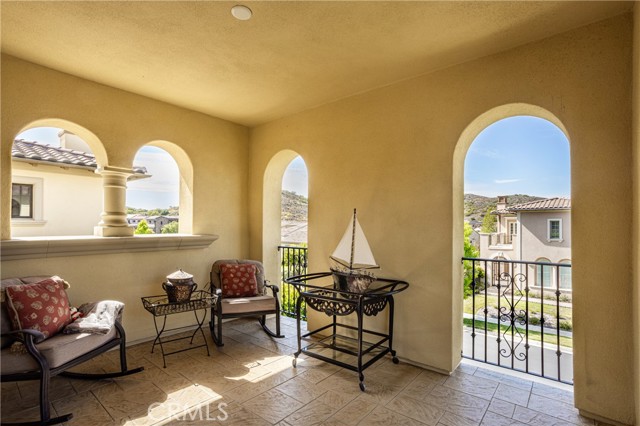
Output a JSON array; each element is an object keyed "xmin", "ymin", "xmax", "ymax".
[{"xmin": 350, "ymin": 208, "xmax": 356, "ymax": 269}]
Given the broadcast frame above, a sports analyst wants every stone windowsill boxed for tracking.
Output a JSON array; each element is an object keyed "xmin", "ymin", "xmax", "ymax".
[{"xmin": 0, "ymin": 234, "xmax": 219, "ymax": 261}]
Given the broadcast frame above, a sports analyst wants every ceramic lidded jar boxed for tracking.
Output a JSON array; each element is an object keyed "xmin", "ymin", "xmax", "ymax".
[{"xmin": 163, "ymin": 268, "xmax": 197, "ymax": 302}]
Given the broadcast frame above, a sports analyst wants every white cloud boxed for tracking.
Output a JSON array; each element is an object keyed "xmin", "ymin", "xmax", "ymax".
[
  {"xmin": 469, "ymin": 146, "xmax": 502, "ymax": 159},
  {"xmin": 494, "ymin": 179, "xmax": 521, "ymax": 184}
]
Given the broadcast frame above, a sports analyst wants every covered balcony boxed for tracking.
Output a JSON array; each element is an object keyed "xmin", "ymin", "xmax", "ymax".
[{"xmin": 1, "ymin": 2, "xmax": 639, "ymax": 426}]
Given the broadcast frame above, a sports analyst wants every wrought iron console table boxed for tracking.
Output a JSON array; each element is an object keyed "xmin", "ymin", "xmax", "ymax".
[
  {"xmin": 141, "ymin": 290, "xmax": 216, "ymax": 368},
  {"xmin": 286, "ymin": 272, "xmax": 409, "ymax": 391}
]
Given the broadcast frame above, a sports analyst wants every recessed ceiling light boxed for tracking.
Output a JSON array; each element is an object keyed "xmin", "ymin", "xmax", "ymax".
[{"xmin": 231, "ymin": 5, "xmax": 252, "ymax": 21}]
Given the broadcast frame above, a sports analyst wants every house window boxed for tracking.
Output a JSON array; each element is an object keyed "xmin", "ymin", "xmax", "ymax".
[
  {"xmin": 507, "ymin": 220, "xmax": 517, "ymax": 244},
  {"xmin": 559, "ymin": 259, "xmax": 571, "ymax": 290},
  {"xmin": 547, "ymin": 219, "xmax": 562, "ymax": 241},
  {"xmin": 12, "ymin": 183, "xmax": 33, "ymax": 218},
  {"xmin": 535, "ymin": 257, "xmax": 552, "ymax": 288}
]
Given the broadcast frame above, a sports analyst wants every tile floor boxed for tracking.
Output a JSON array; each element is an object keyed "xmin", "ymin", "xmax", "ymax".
[{"xmin": 1, "ymin": 316, "xmax": 604, "ymax": 425}]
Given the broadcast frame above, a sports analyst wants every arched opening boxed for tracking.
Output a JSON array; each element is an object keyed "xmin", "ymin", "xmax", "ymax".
[
  {"xmin": 455, "ymin": 104, "xmax": 572, "ymax": 384},
  {"xmin": 262, "ymin": 150, "xmax": 305, "ymax": 297},
  {"xmin": 10, "ymin": 122, "xmax": 107, "ymax": 237},
  {"xmin": 279, "ymin": 156, "xmax": 309, "ymax": 318},
  {"xmin": 126, "ymin": 142, "xmax": 192, "ymax": 234}
]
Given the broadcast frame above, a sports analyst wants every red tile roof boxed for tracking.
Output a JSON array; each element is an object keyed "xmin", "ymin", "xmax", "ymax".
[{"xmin": 12, "ymin": 140, "xmax": 147, "ymax": 174}]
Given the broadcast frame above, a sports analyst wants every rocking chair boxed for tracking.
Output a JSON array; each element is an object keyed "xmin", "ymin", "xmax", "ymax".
[
  {"xmin": 0, "ymin": 276, "xmax": 144, "ymax": 426},
  {"xmin": 209, "ymin": 260, "xmax": 284, "ymax": 346}
]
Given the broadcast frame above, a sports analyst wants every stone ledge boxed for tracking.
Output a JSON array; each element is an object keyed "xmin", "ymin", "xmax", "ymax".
[{"xmin": 0, "ymin": 234, "xmax": 219, "ymax": 261}]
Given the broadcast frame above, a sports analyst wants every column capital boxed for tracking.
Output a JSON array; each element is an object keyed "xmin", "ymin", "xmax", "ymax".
[{"xmin": 96, "ymin": 165, "xmax": 136, "ymax": 177}]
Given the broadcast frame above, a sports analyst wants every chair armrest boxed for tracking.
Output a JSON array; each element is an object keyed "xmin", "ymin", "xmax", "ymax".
[
  {"xmin": 2, "ymin": 328, "xmax": 46, "ymax": 344},
  {"xmin": 264, "ymin": 283, "xmax": 280, "ymax": 296}
]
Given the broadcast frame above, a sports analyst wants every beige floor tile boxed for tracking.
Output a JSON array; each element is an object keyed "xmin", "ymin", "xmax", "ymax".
[
  {"xmin": 1, "ymin": 403, "xmax": 59, "ymax": 424},
  {"xmin": 480, "ymin": 411, "xmax": 528, "ymax": 426},
  {"xmin": 493, "ymin": 383, "xmax": 531, "ymax": 407},
  {"xmin": 445, "ymin": 390, "xmax": 489, "ymax": 422},
  {"xmin": 284, "ymin": 399, "xmax": 337, "ymax": 425},
  {"xmin": 443, "ymin": 371, "xmax": 498, "ymax": 401},
  {"xmin": 242, "ymin": 388, "xmax": 305, "ymax": 424},
  {"xmin": 488, "ymin": 398, "xmax": 516, "ymax": 418},
  {"xmin": 386, "ymin": 393, "xmax": 445, "ymax": 425},
  {"xmin": 439, "ymin": 411, "xmax": 480, "ymax": 426},
  {"xmin": 327, "ymin": 398, "xmax": 377, "ymax": 425},
  {"xmin": 527, "ymin": 394, "xmax": 593, "ymax": 425},
  {"xmin": 513, "ymin": 405, "xmax": 576, "ymax": 426},
  {"xmin": 53, "ymin": 391, "xmax": 115, "ymax": 425},
  {"xmin": 531, "ymin": 382, "xmax": 574, "ymax": 405},
  {"xmin": 276, "ymin": 374, "xmax": 328, "ymax": 404},
  {"xmin": 359, "ymin": 405, "xmax": 430, "ymax": 426},
  {"xmin": 472, "ymin": 367, "xmax": 533, "ymax": 391}
]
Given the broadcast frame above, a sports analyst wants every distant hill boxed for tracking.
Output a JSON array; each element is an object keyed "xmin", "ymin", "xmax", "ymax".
[
  {"xmin": 282, "ymin": 190, "xmax": 308, "ymax": 221},
  {"xmin": 464, "ymin": 194, "xmax": 544, "ymax": 228}
]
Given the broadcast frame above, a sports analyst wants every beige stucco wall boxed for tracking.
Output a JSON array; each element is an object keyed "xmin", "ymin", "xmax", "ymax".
[
  {"xmin": 518, "ymin": 211, "xmax": 571, "ymax": 264},
  {"xmin": 1, "ymin": 55, "xmax": 250, "ymax": 342},
  {"xmin": 632, "ymin": 4, "xmax": 640, "ymax": 424},
  {"xmin": 249, "ymin": 14, "xmax": 635, "ymax": 425},
  {"xmin": 11, "ymin": 163, "xmax": 103, "ymax": 237}
]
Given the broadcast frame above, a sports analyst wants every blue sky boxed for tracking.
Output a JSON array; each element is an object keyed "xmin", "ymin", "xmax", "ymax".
[
  {"xmin": 283, "ymin": 156, "xmax": 308, "ymax": 197},
  {"xmin": 464, "ymin": 116, "xmax": 570, "ymax": 198}
]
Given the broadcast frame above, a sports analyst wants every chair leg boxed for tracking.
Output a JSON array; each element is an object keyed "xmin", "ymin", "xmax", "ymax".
[
  {"xmin": 259, "ymin": 314, "xmax": 285, "ymax": 338},
  {"xmin": 60, "ymin": 325, "xmax": 144, "ymax": 380},
  {"xmin": 209, "ymin": 309, "xmax": 224, "ymax": 347}
]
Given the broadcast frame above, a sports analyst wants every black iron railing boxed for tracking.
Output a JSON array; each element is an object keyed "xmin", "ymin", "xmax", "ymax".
[
  {"xmin": 462, "ymin": 257, "xmax": 572, "ymax": 384},
  {"xmin": 278, "ymin": 245, "xmax": 308, "ymax": 319}
]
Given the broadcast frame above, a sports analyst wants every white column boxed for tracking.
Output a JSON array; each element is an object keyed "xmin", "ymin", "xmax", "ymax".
[{"xmin": 94, "ymin": 166, "xmax": 134, "ymax": 237}]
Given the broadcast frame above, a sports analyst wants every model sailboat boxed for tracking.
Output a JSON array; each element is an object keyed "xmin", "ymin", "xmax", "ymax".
[{"xmin": 330, "ymin": 209, "xmax": 379, "ymax": 292}]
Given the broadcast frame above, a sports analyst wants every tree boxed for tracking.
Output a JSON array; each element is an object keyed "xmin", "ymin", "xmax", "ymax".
[
  {"xmin": 161, "ymin": 221, "xmax": 179, "ymax": 234},
  {"xmin": 480, "ymin": 207, "xmax": 497, "ymax": 233},
  {"xmin": 134, "ymin": 219, "xmax": 154, "ymax": 234},
  {"xmin": 463, "ymin": 222, "xmax": 482, "ymax": 299}
]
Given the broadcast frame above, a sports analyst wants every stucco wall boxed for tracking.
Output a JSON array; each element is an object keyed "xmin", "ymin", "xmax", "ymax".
[
  {"xmin": 1, "ymin": 55, "xmax": 250, "ymax": 342},
  {"xmin": 519, "ymin": 211, "xmax": 571, "ymax": 264},
  {"xmin": 11, "ymin": 163, "xmax": 103, "ymax": 237},
  {"xmin": 249, "ymin": 14, "xmax": 635, "ymax": 425},
  {"xmin": 632, "ymin": 4, "xmax": 640, "ymax": 424}
]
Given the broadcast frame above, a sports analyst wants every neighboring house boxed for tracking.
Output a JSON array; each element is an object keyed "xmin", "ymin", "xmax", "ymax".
[
  {"xmin": 11, "ymin": 131, "xmax": 148, "ymax": 237},
  {"xmin": 127, "ymin": 215, "xmax": 179, "ymax": 234},
  {"xmin": 479, "ymin": 196, "xmax": 571, "ymax": 290}
]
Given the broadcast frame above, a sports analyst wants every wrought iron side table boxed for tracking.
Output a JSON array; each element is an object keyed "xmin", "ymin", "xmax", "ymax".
[
  {"xmin": 141, "ymin": 290, "xmax": 216, "ymax": 368},
  {"xmin": 286, "ymin": 272, "xmax": 409, "ymax": 391}
]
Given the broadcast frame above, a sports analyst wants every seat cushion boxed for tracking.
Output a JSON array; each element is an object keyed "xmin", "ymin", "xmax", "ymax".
[
  {"xmin": 219, "ymin": 295, "xmax": 277, "ymax": 315},
  {"xmin": 220, "ymin": 264, "xmax": 259, "ymax": 297},
  {"xmin": 5, "ymin": 278, "xmax": 71, "ymax": 340},
  {"xmin": 1, "ymin": 327, "xmax": 117, "ymax": 374}
]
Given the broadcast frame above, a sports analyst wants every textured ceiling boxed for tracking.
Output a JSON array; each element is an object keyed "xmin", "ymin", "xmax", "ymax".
[{"xmin": 0, "ymin": 1, "xmax": 633, "ymax": 126}]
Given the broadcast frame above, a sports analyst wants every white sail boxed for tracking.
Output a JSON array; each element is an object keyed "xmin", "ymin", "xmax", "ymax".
[{"xmin": 330, "ymin": 211, "xmax": 378, "ymax": 270}]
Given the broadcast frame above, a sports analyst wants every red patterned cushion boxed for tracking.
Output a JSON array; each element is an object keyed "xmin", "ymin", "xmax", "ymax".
[
  {"xmin": 220, "ymin": 264, "xmax": 259, "ymax": 297},
  {"xmin": 5, "ymin": 277, "xmax": 71, "ymax": 340}
]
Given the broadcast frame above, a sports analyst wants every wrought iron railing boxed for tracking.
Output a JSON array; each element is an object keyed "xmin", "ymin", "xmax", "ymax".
[
  {"xmin": 278, "ymin": 245, "xmax": 308, "ymax": 319},
  {"xmin": 462, "ymin": 257, "xmax": 572, "ymax": 384}
]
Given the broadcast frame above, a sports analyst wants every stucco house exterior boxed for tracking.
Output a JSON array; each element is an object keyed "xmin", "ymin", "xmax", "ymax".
[
  {"xmin": 11, "ymin": 131, "xmax": 148, "ymax": 237},
  {"xmin": 480, "ymin": 196, "xmax": 571, "ymax": 289},
  {"xmin": 0, "ymin": 3, "xmax": 639, "ymax": 425}
]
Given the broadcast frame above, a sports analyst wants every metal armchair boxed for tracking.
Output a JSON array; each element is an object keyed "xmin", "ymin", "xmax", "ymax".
[
  {"xmin": 208, "ymin": 259, "xmax": 284, "ymax": 346},
  {"xmin": 0, "ymin": 276, "xmax": 143, "ymax": 426}
]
